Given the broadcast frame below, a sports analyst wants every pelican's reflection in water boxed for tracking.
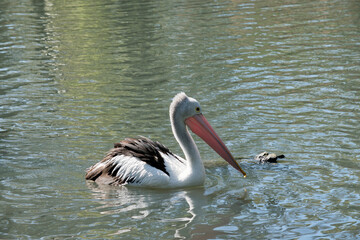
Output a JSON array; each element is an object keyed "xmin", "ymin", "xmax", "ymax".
[
  {"xmin": 86, "ymin": 181, "xmax": 248, "ymax": 239},
  {"xmin": 86, "ymin": 181, "xmax": 207, "ymax": 239},
  {"xmin": 158, "ymin": 188, "xmax": 206, "ymax": 239}
]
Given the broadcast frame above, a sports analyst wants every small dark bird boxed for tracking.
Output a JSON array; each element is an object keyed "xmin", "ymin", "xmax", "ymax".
[{"xmin": 255, "ymin": 152, "xmax": 285, "ymax": 163}]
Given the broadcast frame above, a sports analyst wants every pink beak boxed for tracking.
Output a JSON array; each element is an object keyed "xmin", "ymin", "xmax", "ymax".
[{"xmin": 185, "ymin": 114, "xmax": 247, "ymax": 177}]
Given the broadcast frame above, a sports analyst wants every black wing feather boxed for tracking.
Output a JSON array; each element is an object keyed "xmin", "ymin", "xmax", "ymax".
[{"xmin": 85, "ymin": 136, "xmax": 181, "ymax": 184}]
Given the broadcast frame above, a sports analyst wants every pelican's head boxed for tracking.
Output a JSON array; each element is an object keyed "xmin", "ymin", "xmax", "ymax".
[{"xmin": 170, "ymin": 92, "xmax": 247, "ymax": 177}]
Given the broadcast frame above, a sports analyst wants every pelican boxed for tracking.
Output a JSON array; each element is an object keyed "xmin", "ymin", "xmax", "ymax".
[{"xmin": 85, "ymin": 92, "xmax": 246, "ymax": 188}]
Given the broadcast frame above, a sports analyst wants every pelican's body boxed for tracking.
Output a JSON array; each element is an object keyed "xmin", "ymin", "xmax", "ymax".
[{"xmin": 85, "ymin": 92, "xmax": 246, "ymax": 188}]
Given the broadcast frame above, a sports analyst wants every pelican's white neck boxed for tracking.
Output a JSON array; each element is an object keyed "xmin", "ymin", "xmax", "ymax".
[{"xmin": 170, "ymin": 108, "xmax": 205, "ymax": 185}]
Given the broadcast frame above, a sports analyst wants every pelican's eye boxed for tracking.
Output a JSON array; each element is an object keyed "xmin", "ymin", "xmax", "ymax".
[{"xmin": 195, "ymin": 107, "xmax": 200, "ymax": 113}]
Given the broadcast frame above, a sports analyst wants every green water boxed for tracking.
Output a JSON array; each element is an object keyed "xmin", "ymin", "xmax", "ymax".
[{"xmin": 1, "ymin": 0, "xmax": 359, "ymax": 239}]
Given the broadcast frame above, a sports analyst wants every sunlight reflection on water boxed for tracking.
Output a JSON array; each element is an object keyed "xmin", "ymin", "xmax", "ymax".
[{"xmin": 1, "ymin": 0, "xmax": 359, "ymax": 239}]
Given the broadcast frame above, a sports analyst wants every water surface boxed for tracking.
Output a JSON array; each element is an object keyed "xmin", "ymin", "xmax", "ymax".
[{"xmin": 1, "ymin": 0, "xmax": 359, "ymax": 239}]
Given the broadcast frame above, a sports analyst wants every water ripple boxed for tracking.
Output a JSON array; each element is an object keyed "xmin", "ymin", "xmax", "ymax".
[{"xmin": 1, "ymin": 0, "xmax": 360, "ymax": 239}]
